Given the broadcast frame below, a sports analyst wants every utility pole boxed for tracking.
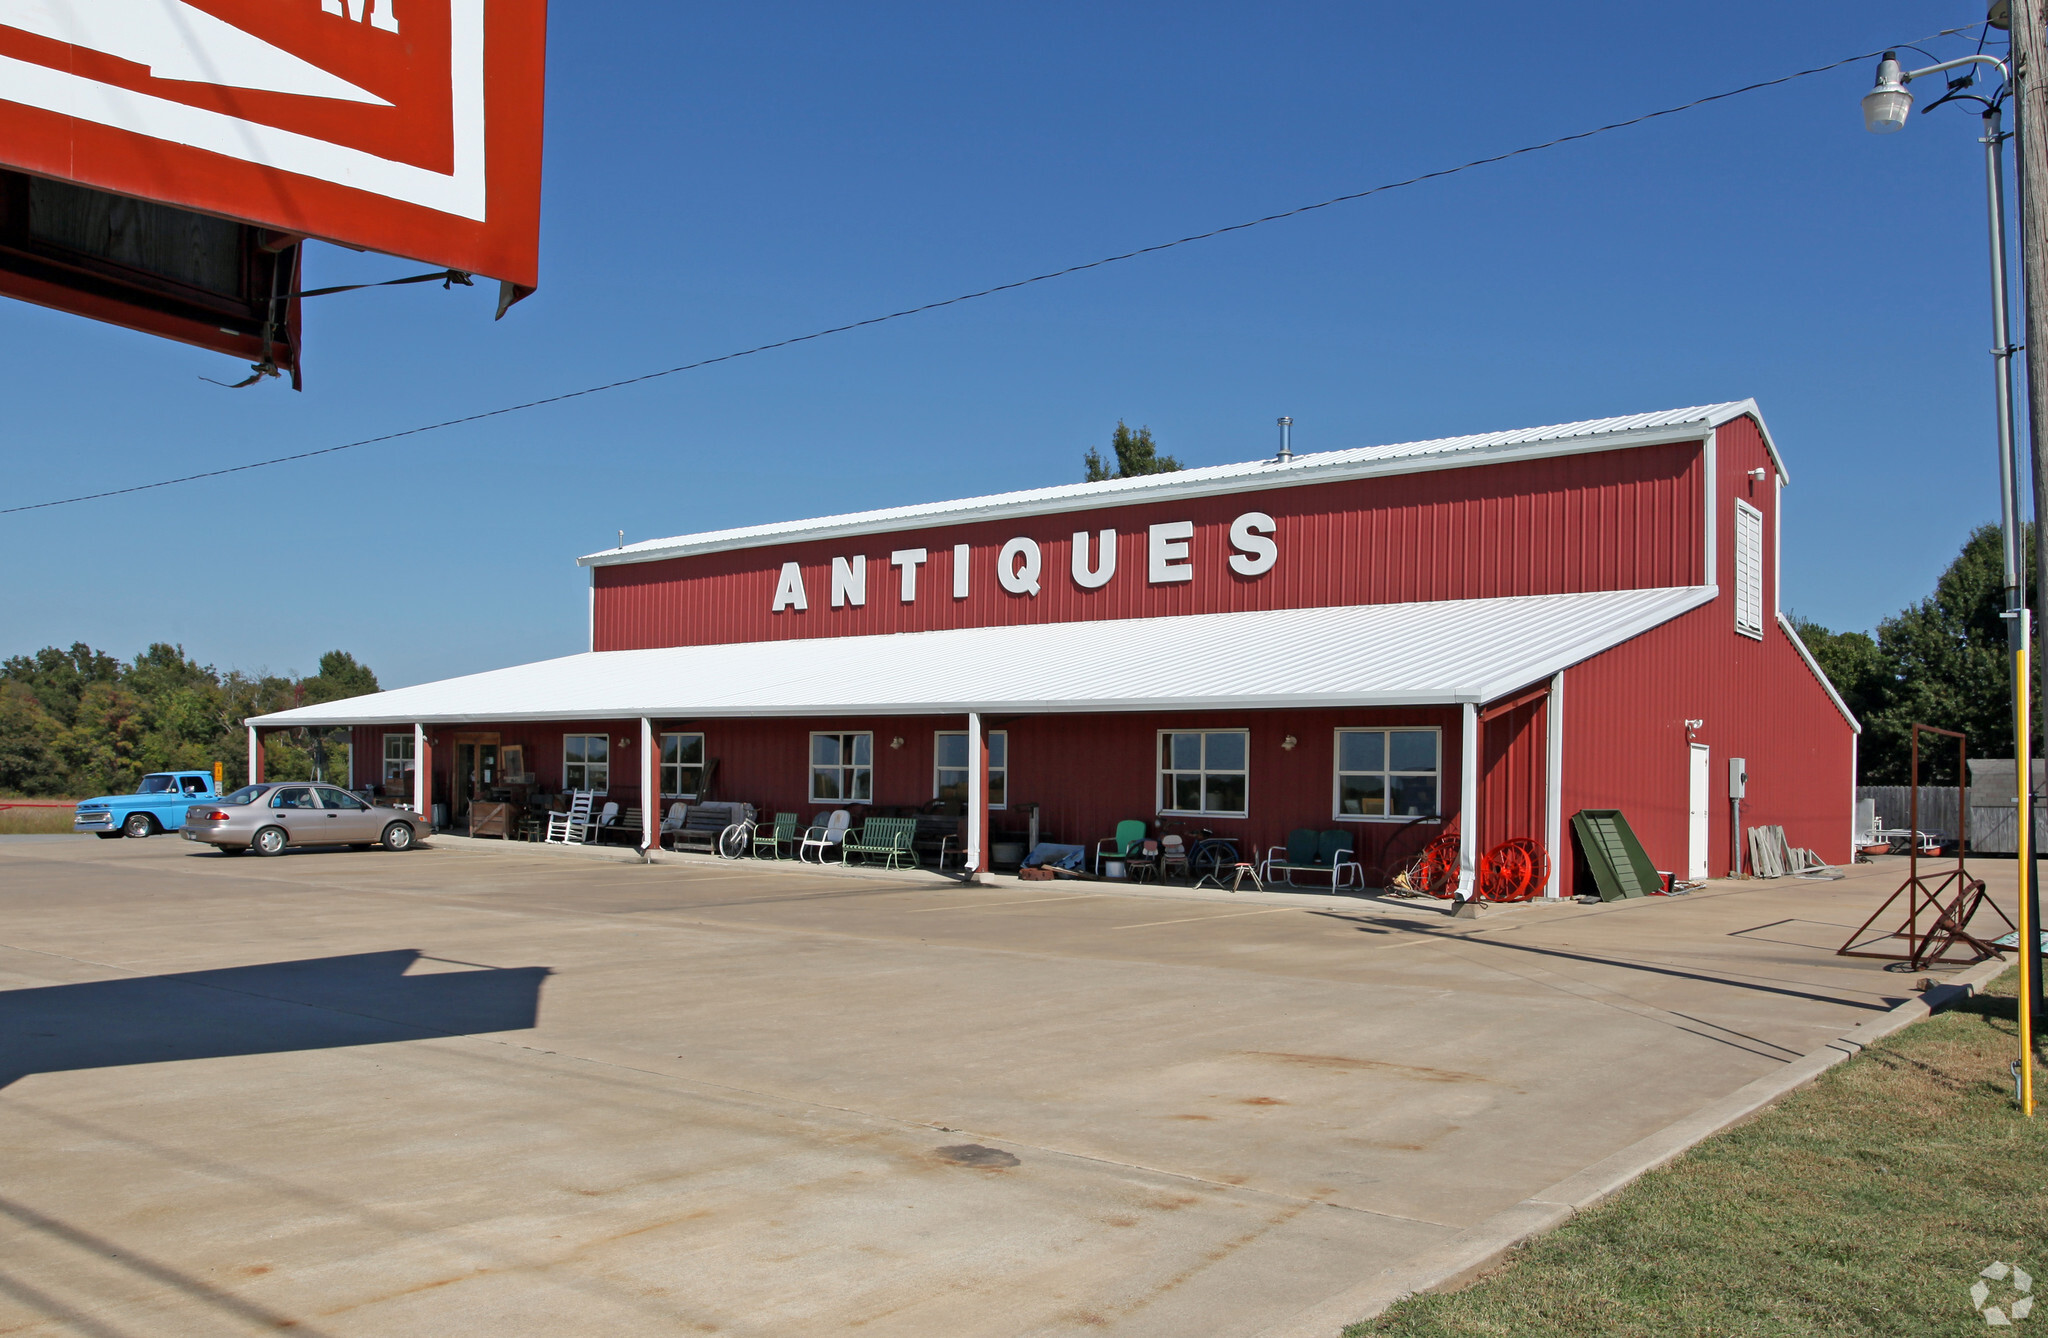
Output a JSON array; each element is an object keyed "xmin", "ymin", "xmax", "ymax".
[{"xmin": 2003, "ymin": 0, "xmax": 2048, "ymax": 1043}]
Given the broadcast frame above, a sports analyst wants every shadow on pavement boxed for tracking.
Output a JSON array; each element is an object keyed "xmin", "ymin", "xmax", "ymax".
[{"xmin": 0, "ymin": 950, "xmax": 549, "ymax": 1090}]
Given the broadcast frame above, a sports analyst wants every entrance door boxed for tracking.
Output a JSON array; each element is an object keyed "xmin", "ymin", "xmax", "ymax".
[
  {"xmin": 1688, "ymin": 744, "xmax": 1711, "ymax": 880},
  {"xmin": 451, "ymin": 734, "xmax": 501, "ymax": 823}
]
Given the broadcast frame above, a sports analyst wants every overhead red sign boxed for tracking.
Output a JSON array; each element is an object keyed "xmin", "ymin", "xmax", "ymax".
[{"xmin": 0, "ymin": 0, "xmax": 546, "ymax": 288}]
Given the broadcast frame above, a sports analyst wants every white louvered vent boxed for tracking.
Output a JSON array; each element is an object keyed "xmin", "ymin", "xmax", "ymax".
[{"xmin": 1733, "ymin": 500, "xmax": 1764, "ymax": 639}]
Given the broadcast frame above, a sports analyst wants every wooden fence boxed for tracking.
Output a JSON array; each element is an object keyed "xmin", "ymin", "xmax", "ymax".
[{"xmin": 1858, "ymin": 785, "xmax": 2045, "ymax": 854}]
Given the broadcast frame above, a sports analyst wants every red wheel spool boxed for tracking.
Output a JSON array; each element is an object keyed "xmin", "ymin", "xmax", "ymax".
[{"xmin": 1477, "ymin": 838, "xmax": 1549, "ymax": 902}]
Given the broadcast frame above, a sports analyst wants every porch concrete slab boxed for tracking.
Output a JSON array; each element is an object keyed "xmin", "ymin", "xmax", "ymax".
[{"xmin": 0, "ymin": 840, "xmax": 2015, "ymax": 1336}]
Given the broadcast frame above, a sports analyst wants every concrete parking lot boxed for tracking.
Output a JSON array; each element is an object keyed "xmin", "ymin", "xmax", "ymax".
[{"xmin": 0, "ymin": 836, "xmax": 2015, "ymax": 1336}]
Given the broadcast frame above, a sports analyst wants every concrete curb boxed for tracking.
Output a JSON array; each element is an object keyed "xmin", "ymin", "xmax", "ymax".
[{"xmin": 1253, "ymin": 954, "xmax": 2012, "ymax": 1338}]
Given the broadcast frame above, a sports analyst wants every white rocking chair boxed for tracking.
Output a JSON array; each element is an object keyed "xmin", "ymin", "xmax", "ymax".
[{"xmin": 545, "ymin": 791, "xmax": 595, "ymax": 845}]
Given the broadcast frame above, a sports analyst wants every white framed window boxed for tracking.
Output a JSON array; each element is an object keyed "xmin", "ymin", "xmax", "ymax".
[
  {"xmin": 1159, "ymin": 729, "xmax": 1248, "ymax": 816},
  {"xmin": 935, "ymin": 731, "xmax": 1006, "ymax": 808},
  {"xmin": 382, "ymin": 732, "xmax": 413, "ymax": 782},
  {"xmin": 563, "ymin": 733, "xmax": 609, "ymax": 792},
  {"xmin": 661, "ymin": 732, "xmax": 705, "ymax": 798},
  {"xmin": 811, "ymin": 732, "xmax": 872, "ymax": 803},
  {"xmin": 1733, "ymin": 498, "xmax": 1764, "ymax": 640},
  {"xmin": 1334, "ymin": 728, "xmax": 1441, "ymax": 820}
]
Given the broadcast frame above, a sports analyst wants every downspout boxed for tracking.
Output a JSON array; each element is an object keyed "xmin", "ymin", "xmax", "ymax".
[
  {"xmin": 1458, "ymin": 702, "xmax": 1480, "ymax": 899},
  {"xmin": 640, "ymin": 716, "xmax": 657, "ymax": 855},
  {"xmin": 967, "ymin": 711, "xmax": 986, "ymax": 880},
  {"xmin": 1544, "ymin": 672, "xmax": 1564, "ymax": 897}
]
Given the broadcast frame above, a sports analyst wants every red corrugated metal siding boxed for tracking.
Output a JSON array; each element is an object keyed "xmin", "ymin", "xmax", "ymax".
[
  {"xmin": 351, "ymin": 724, "xmax": 422, "ymax": 794},
  {"xmin": 383, "ymin": 707, "xmax": 1466, "ymax": 870},
  {"xmin": 688, "ymin": 706, "xmax": 1462, "ymax": 871},
  {"xmin": 1480, "ymin": 695, "xmax": 1546, "ymax": 850},
  {"xmin": 1557, "ymin": 416, "xmax": 1854, "ymax": 894},
  {"xmin": 594, "ymin": 443, "xmax": 1705, "ymax": 650}
]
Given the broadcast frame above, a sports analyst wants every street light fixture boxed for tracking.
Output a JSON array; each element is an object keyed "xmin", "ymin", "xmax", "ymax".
[
  {"xmin": 1863, "ymin": 47, "xmax": 2039, "ymax": 1117},
  {"xmin": 1862, "ymin": 55, "xmax": 1913, "ymax": 133}
]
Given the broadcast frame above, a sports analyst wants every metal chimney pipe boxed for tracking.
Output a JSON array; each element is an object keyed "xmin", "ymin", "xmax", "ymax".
[{"xmin": 1276, "ymin": 416, "xmax": 1293, "ymax": 462}]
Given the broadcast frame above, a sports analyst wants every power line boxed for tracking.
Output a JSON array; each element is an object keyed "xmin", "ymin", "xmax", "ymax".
[{"xmin": 2, "ymin": 26, "xmax": 1977, "ymax": 517}]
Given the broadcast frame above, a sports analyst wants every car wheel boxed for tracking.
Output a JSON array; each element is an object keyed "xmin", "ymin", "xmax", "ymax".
[
  {"xmin": 252, "ymin": 826, "xmax": 289, "ymax": 857},
  {"xmin": 123, "ymin": 812, "xmax": 155, "ymax": 839},
  {"xmin": 381, "ymin": 822, "xmax": 415, "ymax": 852},
  {"xmin": 94, "ymin": 831, "xmax": 124, "ymax": 840}
]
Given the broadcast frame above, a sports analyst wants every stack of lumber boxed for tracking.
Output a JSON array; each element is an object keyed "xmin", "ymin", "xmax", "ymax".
[{"xmin": 1747, "ymin": 825, "xmax": 1842, "ymax": 880}]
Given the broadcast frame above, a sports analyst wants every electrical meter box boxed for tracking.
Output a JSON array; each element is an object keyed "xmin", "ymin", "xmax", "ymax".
[{"xmin": 1729, "ymin": 757, "xmax": 1748, "ymax": 799}]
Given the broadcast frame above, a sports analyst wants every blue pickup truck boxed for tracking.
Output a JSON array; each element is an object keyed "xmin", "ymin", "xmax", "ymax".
[{"xmin": 74, "ymin": 771, "xmax": 224, "ymax": 839}]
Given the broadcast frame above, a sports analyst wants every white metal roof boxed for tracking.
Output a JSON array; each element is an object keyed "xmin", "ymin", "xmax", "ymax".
[
  {"xmin": 584, "ymin": 401, "xmax": 1778, "ymax": 569},
  {"xmin": 251, "ymin": 586, "xmax": 1715, "ymax": 727}
]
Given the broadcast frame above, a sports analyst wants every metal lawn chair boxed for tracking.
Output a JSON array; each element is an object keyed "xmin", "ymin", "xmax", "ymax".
[
  {"xmin": 1094, "ymin": 819, "xmax": 1146, "ymax": 874},
  {"xmin": 753, "ymin": 811, "xmax": 799, "ymax": 859},
  {"xmin": 799, "ymin": 810, "xmax": 850, "ymax": 863},
  {"xmin": 1323, "ymin": 829, "xmax": 1364, "ymax": 890},
  {"xmin": 1158, "ymin": 833, "xmax": 1191, "ymax": 883}
]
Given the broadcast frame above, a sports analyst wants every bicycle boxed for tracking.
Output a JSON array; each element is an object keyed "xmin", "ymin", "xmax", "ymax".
[
  {"xmin": 1161, "ymin": 823, "xmax": 1245, "ymax": 886},
  {"xmin": 716, "ymin": 815, "xmax": 756, "ymax": 859}
]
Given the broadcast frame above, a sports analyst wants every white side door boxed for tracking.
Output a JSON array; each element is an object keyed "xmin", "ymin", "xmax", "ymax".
[{"xmin": 1688, "ymin": 744, "xmax": 1711, "ymax": 881}]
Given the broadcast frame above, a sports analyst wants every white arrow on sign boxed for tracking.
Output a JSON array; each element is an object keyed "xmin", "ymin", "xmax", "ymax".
[{"xmin": 0, "ymin": 0, "xmax": 389, "ymax": 105}]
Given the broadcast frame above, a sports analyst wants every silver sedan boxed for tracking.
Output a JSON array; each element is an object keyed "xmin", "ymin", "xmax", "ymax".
[{"xmin": 182, "ymin": 783, "xmax": 429, "ymax": 856}]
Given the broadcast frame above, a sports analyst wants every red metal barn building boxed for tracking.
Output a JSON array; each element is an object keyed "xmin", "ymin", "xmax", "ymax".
[{"xmin": 251, "ymin": 401, "xmax": 1856, "ymax": 896}]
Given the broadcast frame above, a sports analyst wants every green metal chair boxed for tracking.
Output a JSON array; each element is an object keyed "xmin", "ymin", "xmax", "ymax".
[
  {"xmin": 753, "ymin": 811, "xmax": 798, "ymax": 859},
  {"xmin": 1319, "ymin": 829, "xmax": 1362, "ymax": 890},
  {"xmin": 1093, "ymin": 819, "xmax": 1147, "ymax": 874},
  {"xmin": 1260, "ymin": 828, "xmax": 1360, "ymax": 889},
  {"xmin": 1259, "ymin": 828, "xmax": 1320, "ymax": 886}
]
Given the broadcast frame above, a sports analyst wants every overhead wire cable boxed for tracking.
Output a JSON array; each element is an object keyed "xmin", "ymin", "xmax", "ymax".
[{"xmin": 1, "ymin": 25, "xmax": 1978, "ymax": 517}]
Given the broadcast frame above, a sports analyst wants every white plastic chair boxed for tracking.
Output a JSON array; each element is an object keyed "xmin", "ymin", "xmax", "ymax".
[
  {"xmin": 799, "ymin": 809, "xmax": 850, "ymax": 863},
  {"xmin": 545, "ymin": 791, "xmax": 595, "ymax": 844},
  {"xmin": 659, "ymin": 802, "xmax": 687, "ymax": 841}
]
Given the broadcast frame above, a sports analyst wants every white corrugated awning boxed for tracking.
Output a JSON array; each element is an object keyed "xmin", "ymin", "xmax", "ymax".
[{"xmin": 249, "ymin": 587, "xmax": 1715, "ymax": 727}]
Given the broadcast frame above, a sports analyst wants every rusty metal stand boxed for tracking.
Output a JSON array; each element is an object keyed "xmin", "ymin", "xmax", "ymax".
[{"xmin": 1839, "ymin": 724, "xmax": 2016, "ymax": 969}]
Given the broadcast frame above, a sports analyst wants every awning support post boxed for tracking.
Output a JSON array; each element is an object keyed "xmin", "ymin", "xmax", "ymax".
[
  {"xmin": 247, "ymin": 725, "xmax": 261, "ymax": 785},
  {"xmin": 968, "ymin": 711, "xmax": 989, "ymax": 880},
  {"xmin": 414, "ymin": 724, "xmax": 432, "ymax": 829},
  {"xmin": 640, "ymin": 716, "xmax": 657, "ymax": 855},
  {"xmin": 1458, "ymin": 702, "xmax": 1479, "ymax": 899},
  {"xmin": 1543, "ymin": 671, "xmax": 1564, "ymax": 897}
]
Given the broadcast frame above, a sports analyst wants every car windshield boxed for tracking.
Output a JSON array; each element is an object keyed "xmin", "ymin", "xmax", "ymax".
[
  {"xmin": 135, "ymin": 775, "xmax": 175, "ymax": 794},
  {"xmin": 218, "ymin": 786, "xmax": 267, "ymax": 806}
]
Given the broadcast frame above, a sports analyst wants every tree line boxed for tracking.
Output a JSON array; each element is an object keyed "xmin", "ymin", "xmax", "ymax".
[
  {"xmin": 0, "ymin": 644, "xmax": 377, "ymax": 797},
  {"xmin": 0, "ymin": 522, "xmax": 2022, "ymax": 796},
  {"xmin": 1796, "ymin": 523, "xmax": 2040, "ymax": 785}
]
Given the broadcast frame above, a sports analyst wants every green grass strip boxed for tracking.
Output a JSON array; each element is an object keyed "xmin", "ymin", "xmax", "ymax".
[{"xmin": 1352, "ymin": 968, "xmax": 2048, "ymax": 1337}]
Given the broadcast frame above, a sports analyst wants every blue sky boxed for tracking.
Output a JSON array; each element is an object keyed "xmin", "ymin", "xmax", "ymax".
[{"xmin": 0, "ymin": 2, "xmax": 2018, "ymax": 686}]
